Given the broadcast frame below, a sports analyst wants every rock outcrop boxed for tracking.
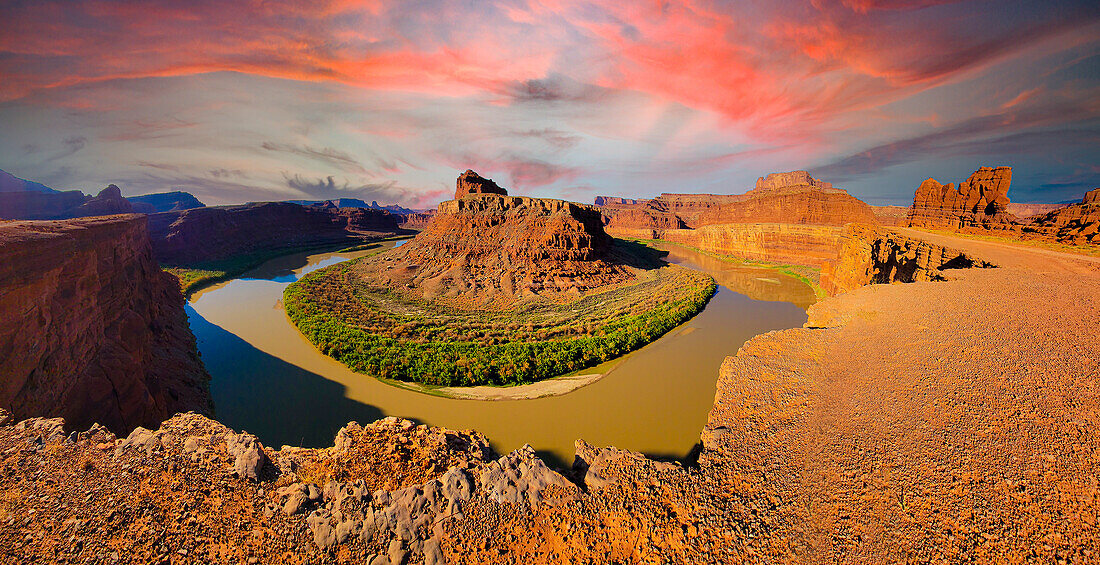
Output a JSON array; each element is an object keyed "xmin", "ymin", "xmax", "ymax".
[
  {"xmin": 820, "ymin": 224, "xmax": 992, "ymax": 295},
  {"xmin": 0, "ymin": 184, "xmax": 133, "ymax": 220},
  {"xmin": 356, "ymin": 190, "xmax": 631, "ymax": 306},
  {"xmin": 0, "ymin": 215, "xmax": 211, "ymax": 435},
  {"xmin": 455, "ymin": 170, "xmax": 508, "ymax": 198},
  {"xmin": 126, "ymin": 191, "xmax": 206, "ymax": 214},
  {"xmin": 753, "ymin": 170, "xmax": 833, "ymax": 192},
  {"xmin": 871, "ymin": 205, "xmax": 910, "ymax": 227},
  {"xmin": 147, "ymin": 202, "xmax": 401, "ymax": 266},
  {"xmin": 907, "ymin": 166, "xmax": 1015, "ymax": 229},
  {"xmin": 1024, "ymin": 188, "xmax": 1100, "ymax": 244}
]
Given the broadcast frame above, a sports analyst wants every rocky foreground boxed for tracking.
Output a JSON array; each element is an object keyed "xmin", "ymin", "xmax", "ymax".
[{"xmin": 2, "ymin": 227, "xmax": 1098, "ymax": 563}]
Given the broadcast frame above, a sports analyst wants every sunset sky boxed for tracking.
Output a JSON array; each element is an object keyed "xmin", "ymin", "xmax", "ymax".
[{"xmin": 1, "ymin": 0, "xmax": 1097, "ymax": 207}]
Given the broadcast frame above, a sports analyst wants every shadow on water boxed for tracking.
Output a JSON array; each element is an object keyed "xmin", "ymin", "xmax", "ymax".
[{"xmin": 187, "ymin": 305, "xmax": 384, "ymax": 448}]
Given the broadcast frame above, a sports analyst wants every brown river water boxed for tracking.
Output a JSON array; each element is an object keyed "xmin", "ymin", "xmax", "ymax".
[{"xmin": 187, "ymin": 241, "xmax": 811, "ymax": 467}]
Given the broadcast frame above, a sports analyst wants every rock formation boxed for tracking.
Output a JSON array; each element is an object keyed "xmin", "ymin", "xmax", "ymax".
[
  {"xmin": 660, "ymin": 224, "xmax": 845, "ymax": 267},
  {"xmin": 126, "ymin": 191, "xmax": 206, "ymax": 213},
  {"xmin": 593, "ymin": 196, "xmax": 649, "ymax": 207},
  {"xmin": 907, "ymin": 166, "xmax": 1015, "ymax": 229},
  {"xmin": 753, "ymin": 170, "xmax": 833, "ymax": 192},
  {"xmin": 871, "ymin": 205, "xmax": 910, "ymax": 227},
  {"xmin": 596, "ymin": 171, "xmax": 877, "ymax": 266},
  {"xmin": 0, "ymin": 215, "xmax": 211, "ymax": 435},
  {"xmin": 147, "ymin": 202, "xmax": 400, "ymax": 266},
  {"xmin": 356, "ymin": 189, "xmax": 631, "ymax": 306},
  {"xmin": 820, "ymin": 224, "xmax": 991, "ymax": 295},
  {"xmin": 0, "ymin": 184, "xmax": 133, "ymax": 220},
  {"xmin": 1023, "ymin": 187, "xmax": 1100, "ymax": 244},
  {"xmin": 455, "ymin": 169, "xmax": 508, "ymax": 198},
  {"xmin": 397, "ymin": 211, "xmax": 435, "ymax": 231}
]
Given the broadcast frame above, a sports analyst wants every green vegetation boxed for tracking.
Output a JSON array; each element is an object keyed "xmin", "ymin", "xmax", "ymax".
[
  {"xmin": 916, "ymin": 228, "xmax": 1100, "ymax": 258},
  {"xmin": 284, "ymin": 251, "xmax": 715, "ymax": 387},
  {"xmin": 644, "ymin": 238, "xmax": 827, "ymax": 300}
]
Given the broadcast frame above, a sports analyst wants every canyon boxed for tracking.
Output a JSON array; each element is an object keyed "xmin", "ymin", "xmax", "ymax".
[
  {"xmin": 0, "ymin": 215, "xmax": 211, "ymax": 436},
  {"xmin": 1, "ymin": 166, "xmax": 1098, "ymax": 562},
  {"xmin": 2, "ymin": 225, "xmax": 1097, "ymax": 563},
  {"xmin": 147, "ymin": 202, "xmax": 402, "ymax": 267},
  {"xmin": 598, "ymin": 170, "xmax": 877, "ymax": 267}
]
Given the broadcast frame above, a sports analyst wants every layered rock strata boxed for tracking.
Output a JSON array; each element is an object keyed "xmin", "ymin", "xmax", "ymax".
[
  {"xmin": 907, "ymin": 166, "xmax": 1016, "ymax": 229},
  {"xmin": 656, "ymin": 224, "xmax": 844, "ymax": 267},
  {"xmin": 357, "ymin": 194, "xmax": 631, "ymax": 305},
  {"xmin": 597, "ymin": 171, "xmax": 877, "ymax": 267},
  {"xmin": 819, "ymin": 224, "xmax": 992, "ymax": 295},
  {"xmin": 0, "ymin": 215, "xmax": 211, "ymax": 435},
  {"xmin": 147, "ymin": 202, "xmax": 400, "ymax": 266},
  {"xmin": 1024, "ymin": 188, "xmax": 1100, "ymax": 244},
  {"xmin": 455, "ymin": 169, "xmax": 508, "ymax": 198}
]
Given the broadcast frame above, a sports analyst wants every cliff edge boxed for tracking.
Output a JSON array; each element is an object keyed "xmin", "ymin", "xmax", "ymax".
[{"xmin": 0, "ymin": 215, "xmax": 211, "ymax": 435}]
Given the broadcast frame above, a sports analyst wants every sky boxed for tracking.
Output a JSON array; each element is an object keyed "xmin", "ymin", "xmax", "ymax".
[{"xmin": 0, "ymin": 0, "xmax": 1098, "ymax": 207}]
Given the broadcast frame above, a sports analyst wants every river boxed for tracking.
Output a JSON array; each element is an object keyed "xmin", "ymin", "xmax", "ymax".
[{"xmin": 187, "ymin": 241, "xmax": 811, "ymax": 467}]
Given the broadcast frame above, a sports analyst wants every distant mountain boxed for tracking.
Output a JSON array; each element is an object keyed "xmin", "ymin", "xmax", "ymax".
[
  {"xmin": 284, "ymin": 198, "xmax": 425, "ymax": 215},
  {"xmin": 0, "ymin": 169, "xmax": 58, "ymax": 193},
  {"xmin": 0, "ymin": 184, "xmax": 132, "ymax": 220},
  {"xmin": 127, "ymin": 191, "xmax": 206, "ymax": 213}
]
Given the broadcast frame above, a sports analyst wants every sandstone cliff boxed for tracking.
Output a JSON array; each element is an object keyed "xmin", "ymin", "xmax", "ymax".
[
  {"xmin": 456, "ymin": 170, "xmax": 508, "ymax": 198},
  {"xmin": 820, "ymin": 224, "xmax": 991, "ymax": 295},
  {"xmin": 0, "ymin": 215, "xmax": 211, "ymax": 435},
  {"xmin": 397, "ymin": 211, "xmax": 435, "ymax": 231},
  {"xmin": 1023, "ymin": 188, "xmax": 1100, "ymax": 244},
  {"xmin": 356, "ymin": 193, "xmax": 631, "ymax": 306},
  {"xmin": 598, "ymin": 171, "xmax": 876, "ymax": 267},
  {"xmin": 907, "ymin": 166, "xmax": 1016, "ymax": 229},
  {"xmin": 148, "ymin": 202, "xmax": 400, "ymax": 266},
  {"xmin": 657, "ymin": 224, "xmax": 844, "ymax": 267},
  {"xmin": 0, "ymin": 184, "xmax": 133, "ymax": 220}
]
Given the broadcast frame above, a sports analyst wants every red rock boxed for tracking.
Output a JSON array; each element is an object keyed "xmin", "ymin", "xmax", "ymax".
[
  {"xmin": 820, "ymin": 224, "xmax": 988, "ymax": 295},
  {"xmin": 907, "ymin": 166, "xmax": 1015, "ymax": 229},
  {"xmin": 455, "ymin": 170, "xmax": 508, "ymax": 198},
  {"xmin": 357, "ymin": 172, "xmax": 630, "ymax": 306},
  {"xmin": 1023, "ymin": 188, "xmax": 1100, "ymax": 245},
  {"xmin": 0, "ymin": 215, "xmax": 211, "ymax": 435}
]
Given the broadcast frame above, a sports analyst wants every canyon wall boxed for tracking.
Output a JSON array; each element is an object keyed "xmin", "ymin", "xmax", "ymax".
[
  {"xmin": 820, "ymin": 224, "xmax": 990, "ymax": 295},
  {"xmin": 907, "ymin": 166, "xmax": 1016, "ymax": 229},
  {"xmin": 0, "ymin": 215, "xmax": 211, "ymax": 435},
  {"xmin": 597, "ymin": 171, "xmax": 876, "ymax": 267},
  {"xmin": 147, "ymin": 202, "xmax": 400, "ymax": 265},
  {"xmin": 657, "ymin": 224, "xmax": 844, "ymax": 267},
  {"xmin": 692, "ymin": 188, "xmax": 877, "ymax": 227}
]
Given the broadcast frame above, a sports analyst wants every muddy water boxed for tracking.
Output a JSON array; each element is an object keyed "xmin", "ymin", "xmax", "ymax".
[{"xmin": 188, "ymin": 241, "xmax": 810, "ymax": 466}]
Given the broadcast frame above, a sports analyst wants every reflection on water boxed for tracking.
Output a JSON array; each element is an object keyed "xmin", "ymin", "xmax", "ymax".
[{"xmin": 190, "ymin": 241, "xmax": 809, "ymax": 466}]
